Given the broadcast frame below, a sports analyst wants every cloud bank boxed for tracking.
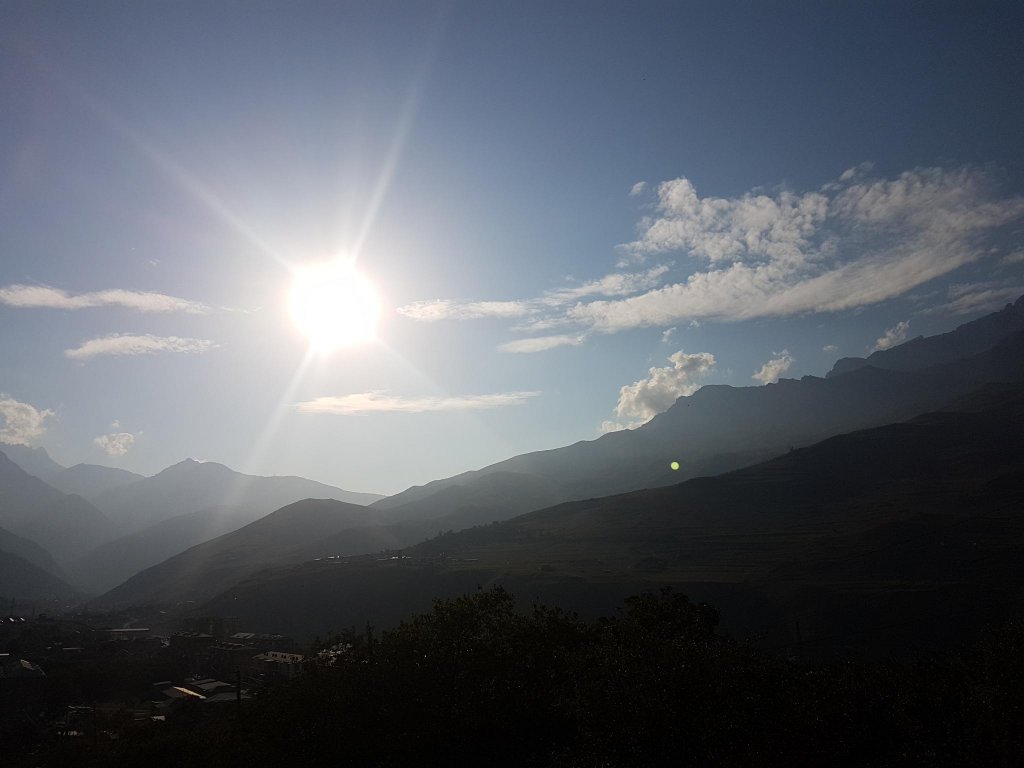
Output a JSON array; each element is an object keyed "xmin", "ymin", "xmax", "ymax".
[
  {"xmin": 0, "ymin": 396, "xmax": 54, "ymax": 445},
  {"xmin": 65, "ymin": 334, "xmax": 217, "ymax": 360},
  {"xmin": 0, "ymin": 285, "xmax": 208, "ymax": 313},
  {"xmin": 397, "ymin": 166, "xmax": 1024, "ymax": 348},
  {"xmin": 94, "ymin": 432, "xmax": 136, "ymax": 456},
  {"xmin": 602, "ymin": 351, "xmax": 716, "ymax": 432},
  {"xmin": 296, "ymin": 391, "xmax": 540, "ymax": 415}
]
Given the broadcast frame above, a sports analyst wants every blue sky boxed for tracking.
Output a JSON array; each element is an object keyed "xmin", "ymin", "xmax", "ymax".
[{"xmin": 1, "ymin": 1, "xmax": 1023, "ymax": 494}]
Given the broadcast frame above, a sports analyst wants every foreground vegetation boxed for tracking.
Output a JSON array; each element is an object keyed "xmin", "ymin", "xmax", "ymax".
[{"xmin": 21, "ymin": 587, "xmax": 1024, "ymax": 767}]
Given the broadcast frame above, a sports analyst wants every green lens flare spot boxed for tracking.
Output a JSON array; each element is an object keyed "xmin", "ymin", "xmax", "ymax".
[{"xmin": 670, "ymin": 461, "xmax": 680, "ymax": 471}]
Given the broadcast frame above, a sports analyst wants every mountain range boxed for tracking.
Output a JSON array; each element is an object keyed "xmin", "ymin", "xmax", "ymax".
[
  {"xmin": 90, "ymin": 298, "xmax": 1024, "ymax": 647},
  {"xmin": 4, "ymin": 296, "xmax": 1024, "ymax": 647},
  {"xmin": 193, "ymin": 382, "xmax": 1024, "ymax": 655}
]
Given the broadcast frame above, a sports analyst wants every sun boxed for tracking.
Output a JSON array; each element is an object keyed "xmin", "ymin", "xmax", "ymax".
[{"xmin": 288, "ymin": 260, "xmax": 381, "ymax": 352}]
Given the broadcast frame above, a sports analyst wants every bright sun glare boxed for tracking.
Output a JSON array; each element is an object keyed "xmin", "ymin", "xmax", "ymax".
[{"xmin": 288, "ymin": 260, "xmax": 381, "ymax": 352}]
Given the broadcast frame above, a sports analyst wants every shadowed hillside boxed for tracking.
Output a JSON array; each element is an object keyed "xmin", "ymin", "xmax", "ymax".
[
  {"xmin": 93, "ymin": 498, "xmax": 383, "ymax": 607},
  {"xmin": 371, "ymin": 300, "xmax": 1024, "ymax": 531},
  {"xmin": 191, "ymin": 386, "xmax": 1024, "ymax": 655}
]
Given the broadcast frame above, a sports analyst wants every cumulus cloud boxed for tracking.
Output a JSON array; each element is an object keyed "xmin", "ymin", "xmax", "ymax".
[
  {"xmin": 629, "ymin": 181, "xmax": 648, "ymax": 197},
  {"xmin": 296, "ymin": 391, "xmax": 540, "ymax": 415},
  {"xmin": 574, "ymin": 167, "xmax": 1024, "ymax": 330},
  {"xmin": 752, "ymin": 350, "xmax": 794, "ymax": 384},
  {"xmin": 0, "ymin": 395, "xmax": 54, "ymax": 445},
  {"xmin": 93, "ymin": 432, "xmax": 135, "ymax": 456},
  {"xmin": 65, "ymin": 334, "xmax": 217, "ymax": 360},
  {"xmin": 0, "ymin": 284, "xmax": 208, "ymax": 313},
  {"xmin": 602, "ymin": 351, "xmax": 716, "ymax": 432},
  {"xmin": 871, "ymin": 321, "xmax": 910, "ymax": 352},
  {"xmin": 499, "ymin": 334, "xmax": 584, "ymax": 354},
  {"xmin": 823, "ymin": 344, "xmax": 839, "ymax": 354}
]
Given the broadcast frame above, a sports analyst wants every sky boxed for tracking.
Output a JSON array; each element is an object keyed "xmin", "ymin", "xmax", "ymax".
[{"xmin": 1, "ymin": 1, "xmax": 1023, "ymax": 495}]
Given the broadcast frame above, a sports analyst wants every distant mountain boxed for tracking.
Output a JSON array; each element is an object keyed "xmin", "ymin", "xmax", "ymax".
[
  {"xmin": 47, "ymin": 463, "xmax": 144, "ymax": 499},
  {"xmin": 0, "ymin": 443, "xmax": 145, "ymax": 499},
  {"xmin": 0, "ymin": 524, "xmax": 67, "ymax": 581},
  {"xmin": 71, "ymin": 504, "xmax": 266, "ymax": 594},
  {"xmin": 374, "ymin": 305, "xmax": 1024, "ymax": 529},
  {"xmin": 0, "ymin": 443, "xmax": 65, "ymax": 482},
  {"xmin": 0, "ymin": 449, "xmax": 115, "ymax": 566},
  {"xmin": 88, "ymin": 458, "xmax": 385, "ymax": 535},
  {"xmin": 196, "ymin": 385, "xmax": 1024, "ymax": 654},
  {"xmin": 827, "ymin": 294, "xmax": 1024, "ymax": 377},
  {"xmin": 0, "ymin": 550, "xmax": 79, "ymax": 601},
  {"xmin": 93, "ymin": 498, "xmax": 382, "ymax": 607}
]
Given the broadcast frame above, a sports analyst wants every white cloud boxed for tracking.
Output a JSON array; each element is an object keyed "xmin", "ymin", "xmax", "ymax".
[
  {"xmin": 823, "ymin": 344, "xmax": 839, "ymax": 354},
  {"xmin": 570, "ymin": 167, "xmax": 1023, "ymax": 331},
  {"xmin": 397, "ymin": 266, "xmax": 669, "ymax": 325},
  {"xmin": 661, "ymin": 327, "xmax": 677, "ymax": 343},
  {"xmin": 1003, "ymin": 249, "xmax": 1024, "ymax": 266},
  {"xmin": 752, "ymin": 350, "xmax": 794, "ymax": 384},
  {"xmin": 65, "ymin": 334, "xmax": 217, "ymax": 360},
  {"xmin": 0, "ymin": 284, "xmax": 208, "ymax": 313},
  {"xmin": 629, "ymin": 181, "xmax": 648, "ymax": 197},
  {"xmin": 93, "ymin": 432, "xmax": 135, "ymax": 456},
  {"xmin": 541, "ymin": 265, "xmax": 669, "ymax": 305},
  {"xmin": 499, "ymin": 334, "xmax": 584, "ymax": 354},
  {"xmin": 296, "ymin": 391, "xmax": 541, "ymax": 415},
  {"xmin": 871, "ymin": 321, "xmax": 910, "ymax": 352},
  {"xmin": 396, "ymin": 166, "xmax": 1024, "ymax": 339},
  {"xmin": 396, "ymin": 299, "xmax": 536, "ymax": 322},
  {"xmin": 602, "ymin": 351, "xmax": 716, "ymax": 431},
  {"xmin": 0, "ymin": 396, "xmax": 54, "ymax": 445}
]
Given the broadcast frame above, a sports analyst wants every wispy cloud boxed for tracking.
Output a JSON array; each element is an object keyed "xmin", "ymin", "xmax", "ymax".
[
  {"xmin": 602, "ymin": 351, "xmax": 715, "ymax": 432},
  {"xmin": 397, "ymin": 299, "xmax": 536, "ymax": 322},
  {"xmin": 93, "ymin": 432, "xmax": 135, "ymax": 456},
  {"xmin": 629, "ymin": 181, "xmax": 648, "ymax": 197},
  {"xmin": 498, "ymin": 334, "xmax": 585, "ymax": 354},
  {"xmin": 65, "ymin": 334, "xmax": 217, "ymax": 360},
  {"xmin": 871, "ymin": 321, "xmax": 910, "ymax": 352},
  {"xmin": 296, "ymin": 390, "xmax": 541, "ymax": 415},
  {"xmin": 0, "ymin": 395, "xmax": 54, "ymax": 445},
  {"xmin": 752, "ymin": 350, "xmax": 794, "ymax": 384},
  {"xmin": 0, "ymin": 284, "xmax": 208, "ymax": 313},
  {"xmin": 924, "ymin": 282, "xmax": 1023, "ymax": 316},
  {"xmin": 574, "ymin": 167, "xmax": 1024, "ymax": 331},
  {"xmin": 397, "ymin": 266, "xmax": 669, "ymax": 326},
  {"xmin": 400, "ymin": 166, "xmax": 1024, "ymax": 341},
  {"xmin": 823, "ymin": 344, "xmax": 839, "ymax": 354}
]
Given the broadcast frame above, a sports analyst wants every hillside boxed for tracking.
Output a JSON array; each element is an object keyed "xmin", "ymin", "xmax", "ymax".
[
  {"xmin": 0, "ymin": 450, "xmax": 115, "ymax": 566},
  {"xmin": 0, "ymin": 524, "xmax": 67, "ymax": 581},
  {"xmin": 828, "ymin": 294, "xmax": 1024, "ymax": 377},
  {"xmin": 194, "ymin": 387, "xmax": 1024, "ymax": 653},
  {"xmin": 93, "ymin": 498, "xmax": 383, "ymax": 607},
  {"xmin": 70, "ymin": 505, "xmax": 264, "ymax": 594},
  {"xmin": 373, "ymin": 305, "xmax": 1024, "ymax": 530},
  {"xmin": 0, "ymin": 550, "xmax": 80, "ymax": 601}
]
